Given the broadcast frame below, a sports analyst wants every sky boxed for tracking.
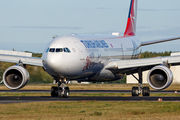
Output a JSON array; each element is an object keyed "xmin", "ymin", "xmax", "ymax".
[{"xmin": 0, "ymin": 0, "xmax": 180, "ymax": 53}]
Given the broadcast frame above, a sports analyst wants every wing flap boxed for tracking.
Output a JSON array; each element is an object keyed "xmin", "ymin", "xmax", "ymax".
[
  {"xmin": 0, "ymin": 54, "xmax": 43, "ymax": 67},
  {"xmin": 117, "ymin": 58, "xmax": 162, "ymax": 69},
  {"xmin": 166, "ymin": 56, "xmax": 180, "ymax": 65},
  {"xmin": 105, "ymin": 56, "xmax": 180, "ymax": 72}
]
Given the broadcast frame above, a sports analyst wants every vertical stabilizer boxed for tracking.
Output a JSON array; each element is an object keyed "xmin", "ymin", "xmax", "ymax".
[{"xmin": 124, "ymin": 0, "xmax": 137, "ymax": 36}]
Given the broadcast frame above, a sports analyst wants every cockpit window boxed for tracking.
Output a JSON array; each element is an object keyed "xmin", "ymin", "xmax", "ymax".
[
  {"xmin": 46, "ymin": 48, "xmax": 49, "ymax": 53},
  {"xmin": 49, "ymin": 48, "xmax": 55, "ymax": 52},
  {"xmin": 66, "ymin": 48, "xmax": 71, "ymax": 53},
  {"xmin": 48, "ymin": 47, "xmax": 70, "ymax": 53},
  {"xmin": 63, "ymin": 47, "xmax": 71, "ymax": 53},
  {"xmin": 56, "ymin": 48, "xmax": 63, "ymax": 52},
  {"xmin": 63, "ymin": 48, "xmax": 67, "ymax": 52}
]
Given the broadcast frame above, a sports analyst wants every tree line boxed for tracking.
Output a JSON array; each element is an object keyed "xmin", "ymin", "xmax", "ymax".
[{"xmin": 140, "ymin": 51, "xmax": 173, "ymax": 58}]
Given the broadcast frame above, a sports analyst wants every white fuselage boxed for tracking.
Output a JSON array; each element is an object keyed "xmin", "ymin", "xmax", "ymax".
[{"xmin": 42, "ymin": 35, "xmax": 141, "ymax": 82}]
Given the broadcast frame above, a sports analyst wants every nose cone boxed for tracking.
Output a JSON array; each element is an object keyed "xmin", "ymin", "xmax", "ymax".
[
  {"xmin": 47, "ymin": 54, "xmax": 58, "ymax": 70},
  {"xmin": 43, "ymin": 53, "xmax": 63, "ymax": 76}
]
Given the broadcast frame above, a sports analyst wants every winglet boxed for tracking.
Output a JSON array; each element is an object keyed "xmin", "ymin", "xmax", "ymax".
[{"xmin": 124, "ymin": 0, "xmax": 138, "ymax": 36}]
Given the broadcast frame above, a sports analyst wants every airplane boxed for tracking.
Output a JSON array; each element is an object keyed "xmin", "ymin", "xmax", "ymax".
[{"xmin": 1, "ymin": 0, "xmax": 180, "ymax": 98}]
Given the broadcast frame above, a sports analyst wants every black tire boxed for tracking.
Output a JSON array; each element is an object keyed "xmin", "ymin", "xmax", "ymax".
[
  {"xmin": 63, "ymin": 87, "xmax": 70, "ymax": 98},
  {"xmin": 132, "ymin": 87, "xmax": 139, "ymax": 96},
  {"xmin": 142, "ymin": 87, "xmax": 150, "ymax": 96},
  {"xmin": 51, "ymin": 86, "xmax": 58, "ymax": 97},
  {"xmin": 58, "ymin": 88, "xmax": 62, "ymax": 98}
]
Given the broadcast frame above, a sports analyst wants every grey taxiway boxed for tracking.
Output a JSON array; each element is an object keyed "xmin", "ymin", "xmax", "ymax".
[
  {"xmin": 0, "ymin": 90, "xmax": 179, "ymax": 93},
  {"xmin": 0, "ymin": 90, "xmax": 180, "ymax": 103}
]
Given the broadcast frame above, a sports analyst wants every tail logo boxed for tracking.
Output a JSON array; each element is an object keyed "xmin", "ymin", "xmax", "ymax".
[{"xmin": 124, "ymin": 0, "xmax": 137, "ymax": 36}]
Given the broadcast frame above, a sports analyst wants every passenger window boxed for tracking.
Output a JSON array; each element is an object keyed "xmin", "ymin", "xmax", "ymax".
[
  {"xmin": 49, "ymin": 48, "xmax": 55, "ymax": 52},
  {"xmin": 56, "ymin": 48, "xmax": 63, "ymax": 52}
]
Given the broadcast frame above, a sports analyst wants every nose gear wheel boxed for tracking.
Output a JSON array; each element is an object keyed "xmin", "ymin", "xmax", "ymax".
[{"xmin": 51, "ymin": 78, "xmax": 70, "ymax": 98}]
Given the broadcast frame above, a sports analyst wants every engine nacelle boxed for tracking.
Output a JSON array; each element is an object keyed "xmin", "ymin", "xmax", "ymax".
[
  {"xmin": 3, "ymin": 66, "xmax": 29, "ymax": 90},
  {"xmin": 147, "ymin": 65, "xmax": 173, "ymax": 90}
]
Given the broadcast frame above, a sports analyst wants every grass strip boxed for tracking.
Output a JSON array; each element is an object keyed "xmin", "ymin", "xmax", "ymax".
[
  {"xmin": 0, "ymin": 101, "xmax": 180, "ymax": 120},
  {"xmin": 1, "ymin": 84, "xmax": 180, "ymax": 90}
]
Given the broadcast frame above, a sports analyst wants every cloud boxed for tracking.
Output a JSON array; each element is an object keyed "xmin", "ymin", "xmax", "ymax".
[
  {"xmin": 8, "ymin": 26, "xmax": 82, "ymax": 30},
  {"xmin": 96, "ymin": 7, "xmax": 112, "ymax": 10},
  {"xmin": 137, "ymin": 26, "xmax": 151, "ymax": 29},
  {"xmin": 0, "ymin": 42, "xmax": 47, "ymax": 53},
  {"xmin": 137, "ymin": 27, "xmax": 180, "ymax": 37},
  {"xmin": 163, "ymin": 9, "xmax": 180, "ymax": 11},
  {"xmin": 138, "ymin": 9, "xmax": 160, "ymax": 11},
  {"xmin": 138, "ymin": 9, "xmax": 180, "ymax": 11}
]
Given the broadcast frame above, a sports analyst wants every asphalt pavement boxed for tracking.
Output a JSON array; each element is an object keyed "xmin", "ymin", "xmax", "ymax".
[
  {"xmin": 0, "ymin": 90, "xmax": 179, "ymax": 103},
  {"xmin": 0, "ymin": 96, "xmax": 179, "ymax": 104},
  {"xmin": 0, "ymin": 90, "xmax": 179, "ymax": 93}
]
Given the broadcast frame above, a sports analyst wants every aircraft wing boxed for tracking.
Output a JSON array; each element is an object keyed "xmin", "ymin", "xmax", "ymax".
[
  {"xmin": 141, "ymin": 37, "xmax": 180, "ymax": 46},
  {"xmin": 105, "ymin": 56, "xmax": 180, "ymax": 75},
  {"xmin": 0, "ymin": 54, "xmax": 43, "ymax": 67}
]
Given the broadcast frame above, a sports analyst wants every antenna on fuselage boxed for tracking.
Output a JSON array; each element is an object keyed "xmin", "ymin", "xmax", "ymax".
[{"xmin": 52, "ymin": 35, "xmax": 58, "ymax": 39}]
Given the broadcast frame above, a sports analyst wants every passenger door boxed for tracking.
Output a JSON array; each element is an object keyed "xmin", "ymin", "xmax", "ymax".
[{"xmin": 74, "ymin": 42, "xmax": 85, "ymax": 60}]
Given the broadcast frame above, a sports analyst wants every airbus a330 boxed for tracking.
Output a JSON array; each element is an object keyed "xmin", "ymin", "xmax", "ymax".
[{"xmin": 1, "ymin": 0, "xmax": 180, "ymax": 97}]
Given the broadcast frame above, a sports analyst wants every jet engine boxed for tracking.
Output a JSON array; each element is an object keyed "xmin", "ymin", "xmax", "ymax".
[
  {"xmin": 3, "ymin": 66, "xmax": 29, "ymax": 90},
  {"xmin": 147, "ymin": 65, "xmax": 173, "ymax": 90}
]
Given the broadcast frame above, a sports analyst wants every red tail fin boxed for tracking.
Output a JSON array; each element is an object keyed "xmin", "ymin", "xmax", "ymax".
[{"xmin": 124, "ymin": 0, "xmax": 137, "ymax": 36}]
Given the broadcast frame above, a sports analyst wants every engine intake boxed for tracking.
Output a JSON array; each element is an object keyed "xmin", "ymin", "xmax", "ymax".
[
  {"xmin": 3, "ymin": 66, "xmax": 29, "ymax": 90},
  {"xmin": 147, "ymin": 65, "xmax": 173, "ymax": 90}
]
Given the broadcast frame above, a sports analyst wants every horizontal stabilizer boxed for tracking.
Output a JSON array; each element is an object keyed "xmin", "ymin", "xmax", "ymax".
[{"xmin": 141, "ymin": 37, "xmax": 180, "ymax": 46}]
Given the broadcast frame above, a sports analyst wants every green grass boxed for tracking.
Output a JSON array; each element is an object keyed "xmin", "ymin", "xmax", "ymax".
[
  {"xmin": 0, "ymin": 101, "xmax": 180, "ymax": 120},
  {"xmin": 0, "ymin": 92, "xmax": 50, "ymax": 96},
  {"xmin": 1, "ymin": 84, "xmax": 180, "ymax": 119},
  {"xmin": 1, "ymin": 83, "xmax": 180, "ymax": 90}
]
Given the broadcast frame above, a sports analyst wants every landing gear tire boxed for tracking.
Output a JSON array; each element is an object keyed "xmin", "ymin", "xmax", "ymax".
[
  {"xmin": 51, "ymin": 78, "xmax": 70, "ymax": 98},
  {"xmin": 51, "ymin": 86, "xmax": 58, "ymax": 97},
  {"xmin": 131, "ymin": 68, "xmax": 150, "ymax": 97},
  {"xmin": 132, "ymin": 87, "xmax": 139, "ymax": 96},
  {"xmin": 58, "ymin": 88, "xmax": 63, "ymax": 98},
  {"xmin": 63, "ymin": 87, "xmax": 70, "ymax": 98},
  {"xmin": 142, "ymin": 87, "xmax": 150, "ymax": 96}
]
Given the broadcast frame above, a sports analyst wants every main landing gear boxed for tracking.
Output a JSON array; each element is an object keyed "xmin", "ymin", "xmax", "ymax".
[
  {"xmin": 51, "ymin": 78, "xmax": 70, "ymax": 98},
  {"xmin": 131, "ymin": 68, "xmax": 150, "ymax": 96}
]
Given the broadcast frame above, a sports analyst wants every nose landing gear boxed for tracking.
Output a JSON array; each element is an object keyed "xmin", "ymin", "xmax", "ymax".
[{"xmin": 51, "ymin": 78, "xmax": 70, "ymax": 98}]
